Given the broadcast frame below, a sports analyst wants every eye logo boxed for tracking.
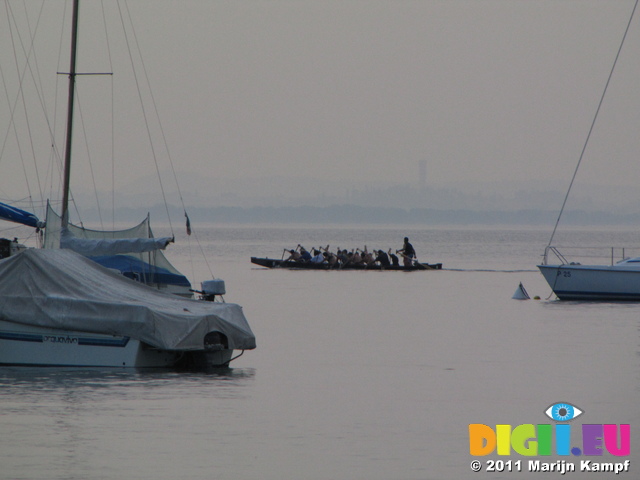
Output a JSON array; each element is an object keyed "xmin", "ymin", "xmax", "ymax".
[
  {"xmin": 470, "ymin": 402, "xmax": 630, "ymax": 458},
  {"xmin": 544, "ymin": 402, "xmax": 584, "ymax": 422}
]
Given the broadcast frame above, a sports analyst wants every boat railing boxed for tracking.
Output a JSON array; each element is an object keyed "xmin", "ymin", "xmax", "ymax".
[{"xmin": 542, "ymin": 245, "xmax": 640, "ymax": 266}]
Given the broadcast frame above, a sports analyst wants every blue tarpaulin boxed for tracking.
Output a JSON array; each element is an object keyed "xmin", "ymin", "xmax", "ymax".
[{"xmin": 89, "ymin": 255, "xmax": 191, "ymax": 287}]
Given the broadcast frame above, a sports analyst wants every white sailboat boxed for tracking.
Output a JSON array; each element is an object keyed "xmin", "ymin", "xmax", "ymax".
[
  {"xmin": 539, "ymin": 249, "xmax": 640, "ymax": 301},
  {"xmin": 0, "ymin": 1, "xmax": 255, "ymax": 367},
  {"xmin": 538, "ymin": 1, "xmax": 640, "ymax": 301}
]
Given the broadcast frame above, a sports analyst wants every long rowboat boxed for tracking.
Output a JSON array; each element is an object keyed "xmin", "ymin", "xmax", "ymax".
[{"xmin": 251, "ymin": 257, "xmax": 442, "ymax": 271}]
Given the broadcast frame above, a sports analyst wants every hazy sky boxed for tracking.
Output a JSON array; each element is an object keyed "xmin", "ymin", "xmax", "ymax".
[{"xmin": 2, "ymin": 1, "xmax": 640, "ymax": 212}]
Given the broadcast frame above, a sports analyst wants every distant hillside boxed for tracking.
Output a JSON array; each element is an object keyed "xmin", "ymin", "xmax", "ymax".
[{"xmin": 80, "ymin": 204, "xmax": 640, "ymax": 227}]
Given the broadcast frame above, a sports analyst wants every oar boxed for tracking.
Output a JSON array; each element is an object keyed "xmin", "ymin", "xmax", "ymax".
[
  {"xmin": 412, "ymin": 260, "xmax": 428, "ymax": 270},
  {"xmin": 397, "ymin": 250, "xmax": 426, "ymax": 269}
]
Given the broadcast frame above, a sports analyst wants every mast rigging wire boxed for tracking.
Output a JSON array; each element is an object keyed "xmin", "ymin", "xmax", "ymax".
[
  {"xmin": 116, "ymin": 0, "xmax": 215, "ymax": 279},
  {"xmin": 1, "ymin": 0, "xmax": 47, "ymax": 214},
  {"xmin": 547, "ymin": 0, "xmax": 639, "ymax": 247},
  {"xmin": 115, "ymin": 0, "xmax": 174, "ymax": 237}
]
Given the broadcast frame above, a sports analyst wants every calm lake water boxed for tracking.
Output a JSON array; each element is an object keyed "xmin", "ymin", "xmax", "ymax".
[{"xmin": 0, "ymin": 224, "xmax": 638, "ymax": 480}]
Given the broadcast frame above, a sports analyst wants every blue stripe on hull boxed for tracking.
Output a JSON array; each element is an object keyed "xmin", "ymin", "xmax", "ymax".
[
  {"xmin": 0, "ymin": 331, "xmax": 130, "ymax": 347},
  {"xmin": 78, "ymin": 337, "xmax": 130, "ymax": 347},
  {"xmin": 0, "ymin": 332, "xmax": 43, "ymax": 343},
  {"xmin": 554, "ymin": 291, "xmax": 640, "ymax": 301}
]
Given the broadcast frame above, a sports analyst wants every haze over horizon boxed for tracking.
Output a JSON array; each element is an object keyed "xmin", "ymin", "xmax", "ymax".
[{"xmin": 2, "ymin": 1, "xmax": 640, "ymax": 226}]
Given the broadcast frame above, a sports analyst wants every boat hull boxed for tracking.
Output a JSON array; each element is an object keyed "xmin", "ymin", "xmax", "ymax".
[
  {"xmin": 251, "ymin": 257, "xmax": 442, "ymax": 270},
  {"xmin": 538, "ymin": 264, "xmax": 640, "ymax": 301},
  {"xmin": 0, "ymin": 320, "xmax": 233, "ymax": 368}
]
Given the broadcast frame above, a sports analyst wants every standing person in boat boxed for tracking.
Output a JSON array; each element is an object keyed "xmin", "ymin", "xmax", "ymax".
[{"xmin": 398, "ymin": 237, "xmax": 416, "ymax": 267}]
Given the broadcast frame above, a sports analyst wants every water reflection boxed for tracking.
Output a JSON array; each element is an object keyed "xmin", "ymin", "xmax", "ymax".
[
  {"xmin": 0, "ymin": 366, "xmax": 256, "ymax": 402},
  {"xmin": 0, "ymin": 366, "xmax": 257, "ymax": 480}
]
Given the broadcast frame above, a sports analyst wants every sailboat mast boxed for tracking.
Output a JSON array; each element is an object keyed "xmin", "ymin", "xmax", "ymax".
[{"xmin": 61, "ymin": 0, "xmax": 80, "ymax": 227}]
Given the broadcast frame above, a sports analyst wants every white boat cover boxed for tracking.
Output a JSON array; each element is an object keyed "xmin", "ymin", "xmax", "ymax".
[{"xmin": 0, "ymin": 249, "xmax": 256, "ymax": 351}]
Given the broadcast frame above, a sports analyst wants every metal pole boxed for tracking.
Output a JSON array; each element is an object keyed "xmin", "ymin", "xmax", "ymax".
[{"xmin": 61, "ymin": 0, "xmax": 80, "ymax": 227}]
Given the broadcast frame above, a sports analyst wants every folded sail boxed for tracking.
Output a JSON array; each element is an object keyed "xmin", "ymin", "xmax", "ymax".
[
  {"xmin": 44, "ymin": 203, "xmax": 156, "ymax": 250},
  {"xmin": 0, "ymin": 201, "xmax": 43, "ymax": 229},
  {"xmin": 60, "ymin": 228, "xmax": 173, "ymax": 255},
  {"xmin": 44, "ymin": 204, "xmax": 190, "ymax": 292}
]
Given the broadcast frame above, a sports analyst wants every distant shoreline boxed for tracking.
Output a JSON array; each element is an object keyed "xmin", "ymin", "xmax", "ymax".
[{"xmin": 81, "ymin": 204, "xmax": 640, "ymax": 227}]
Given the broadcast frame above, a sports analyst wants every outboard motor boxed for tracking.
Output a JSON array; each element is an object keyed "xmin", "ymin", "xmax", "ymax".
[{"xmin": 199, "ymin": 279, "xmax": 226, "ymax": 302}]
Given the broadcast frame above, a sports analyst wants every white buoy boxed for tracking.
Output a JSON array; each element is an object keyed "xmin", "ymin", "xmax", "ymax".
[{"xmin": 512, "ymin": 282, "xmax": 530, "ymax": 300}]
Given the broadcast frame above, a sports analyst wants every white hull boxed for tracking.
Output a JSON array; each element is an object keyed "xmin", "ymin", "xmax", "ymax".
[
  {"xmin": 538, "ymin": 263, "xmax": 640, "ymax": 301},
  {"xmin": 0, "ymin": 320, "xmax": 233, "ymax": 368}
]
